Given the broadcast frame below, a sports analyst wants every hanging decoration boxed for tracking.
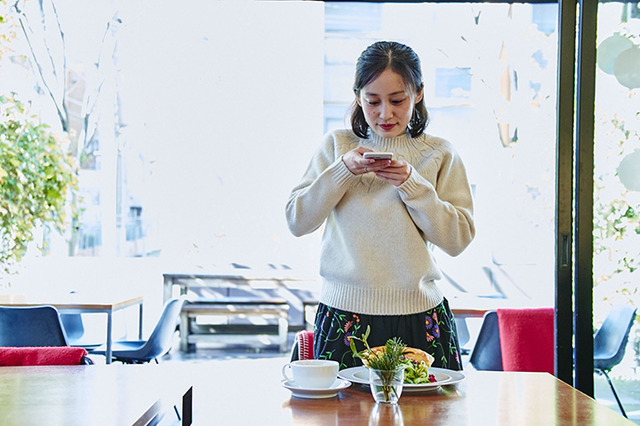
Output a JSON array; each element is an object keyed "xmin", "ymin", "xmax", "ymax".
[
  {"xmin": 612, "ymin": 46, "xmax": 640, "ymax": 89},
  {"xmin": 617, "ymin": 150, "xmax": 640, "ymax": 191},
  {"xmin": 597, "ymin": 32, "xmax": 640, "ymax": 89}
]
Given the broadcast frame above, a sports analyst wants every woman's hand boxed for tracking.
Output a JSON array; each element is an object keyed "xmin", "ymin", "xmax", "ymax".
[
  {"xmin": 342, "ymin": 147, "xmax": 391, "ymax": 176},
  {"xmin": 374, "ymin": 160, "xmax": 411, "ymax": 186}
]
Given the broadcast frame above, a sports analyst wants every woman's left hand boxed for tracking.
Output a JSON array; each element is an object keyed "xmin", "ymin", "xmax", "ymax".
[{"xmin": 374, "ymin": 160, "xmax": 411, "ymax": 186}]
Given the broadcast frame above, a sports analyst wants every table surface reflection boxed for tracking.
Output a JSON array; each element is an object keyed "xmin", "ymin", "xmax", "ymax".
[
  {"xmin": 190, "ymin": 358, "xmax": 634, "ymax": 425},
  {"xmin": 0, "ymin": 357, "xmax": 632, "ymax": 425},
  {"xmin": 0, "ymin": 364, "xmax": 191, "ymax": 426}
]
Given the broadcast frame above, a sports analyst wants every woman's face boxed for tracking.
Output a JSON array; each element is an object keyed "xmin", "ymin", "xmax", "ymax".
[{"xmin": 356, "ymin": 68, "xmax": 423, "ymax": 138}]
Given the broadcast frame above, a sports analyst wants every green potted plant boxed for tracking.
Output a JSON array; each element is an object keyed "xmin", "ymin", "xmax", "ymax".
[
  {"xmin": 0, "ymin": 93, "xmax": 78, "ymax": 287},
  {"xmin": 349, "ymin": 326, "xmax": 407, "ymax": 404}
]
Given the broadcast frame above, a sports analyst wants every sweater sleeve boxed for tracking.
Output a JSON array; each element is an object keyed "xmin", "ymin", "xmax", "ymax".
[
  {"xmin": 396, "ymin": 144, "xmax": 475, "ymax": 256},
  {"xmin": 286, "ymin": 134, "xmax": 358, "ymax": 237}
]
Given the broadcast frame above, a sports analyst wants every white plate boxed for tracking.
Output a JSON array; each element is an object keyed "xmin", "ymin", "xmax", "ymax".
[
  {"xmin": 282, "ymin": 378, "xmax": 352, "ymax": 399},
  {"xmin": 338, "ymin": 367, "xmax": 465, "ymax": 393}
]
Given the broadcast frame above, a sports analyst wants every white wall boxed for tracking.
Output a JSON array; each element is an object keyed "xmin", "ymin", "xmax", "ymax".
[
  {"xmin": 9, "ymin": 1, "xmax": 326, "ymax": 333},
  {"xmin": 115, "ymin": 1, "xmax": 325, "ymax": 270}
]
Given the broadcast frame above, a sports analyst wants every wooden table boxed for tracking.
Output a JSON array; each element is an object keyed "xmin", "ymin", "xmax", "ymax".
[
  {"xmin": 0, "ymin": 358, "xmax": 631, "ymax": 425},
  {"xmin": 1, "ymin": 295, "xmax": 143, "ymax": 364},
  {"xmin": 0, "ymin": 364, "xmax": 192, "ymax": 426},
  {"xmin": 183, "ymin": 357, "xmax": 635, "ymax": 425}
]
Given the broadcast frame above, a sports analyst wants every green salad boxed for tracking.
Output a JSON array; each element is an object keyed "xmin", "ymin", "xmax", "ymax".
[{"xmin": 403, "ymin": 359, "xmax": 436, "ymax": 384}]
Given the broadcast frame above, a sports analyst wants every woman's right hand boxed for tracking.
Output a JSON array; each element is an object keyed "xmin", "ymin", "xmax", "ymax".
[{"xmin": 342, "ymin": 147, "xmax": 391, "ymax": 176}]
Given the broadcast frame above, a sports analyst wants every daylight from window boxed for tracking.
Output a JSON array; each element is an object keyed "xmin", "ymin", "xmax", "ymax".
[
  {"xmin": 0, "ymin": 1, "xmax": 564, "ymax": 310},
  {"xmin": 2, "ymin": 0, "xmax": 639, "ymax": 416},
  {"xmin": 322, "ymin": 3, "xmax": 559, "ymax": 310}
]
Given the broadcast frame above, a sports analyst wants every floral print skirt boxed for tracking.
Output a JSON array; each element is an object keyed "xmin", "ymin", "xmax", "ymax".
[{"xmin": 313, "ymin": 298, "xmax": 463, "ymax": 371}]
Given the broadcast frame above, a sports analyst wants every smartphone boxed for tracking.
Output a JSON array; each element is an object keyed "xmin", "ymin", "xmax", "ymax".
[{"xmin": 363, "ymin": 152, "xmax": 393, "ymax": 160}]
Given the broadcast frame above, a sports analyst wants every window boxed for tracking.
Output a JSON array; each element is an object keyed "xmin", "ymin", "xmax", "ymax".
[
  {"xmin": 322, "ymin": 3, "xmax": 558, "ymax": 307},
  {"xmin": 8, "ymin": 1, "xmax": 558, "ymax": 309},
  {"xmin": 434, "ymin": 67, "xmax": 472, "ymax": 99}
]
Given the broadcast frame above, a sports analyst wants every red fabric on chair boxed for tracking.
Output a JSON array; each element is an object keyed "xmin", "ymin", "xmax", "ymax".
[
  {"xmin": 295, "ymin": 330, "xmax": 314, "ymax": 360},
  {"xmin": 0, "ymin": 347, "xmax": 88, "ymax": 366},
  {"xmin": 497, "ymin": 308, "xmax": 554, "ymax": 374}
]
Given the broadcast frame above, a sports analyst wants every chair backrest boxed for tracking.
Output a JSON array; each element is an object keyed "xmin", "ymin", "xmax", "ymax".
[
  {"xmin": 594, "ymin": 304, "xmax": 637, "ymax": 371},
  {"xmin": 129, "ymin": 298, "xmax": 185, "ymax": 361},
  {"xmin": 468, "ymin": 311, "xmax": 503, "ymax": 371},
  {"xmin": 290, "ymin": 330, "xmax": 314, "ymax": 362},
  {"xmin": 0, "ymin": 305, "xmax": 68, "ymax": 347},
  {"xmin": 496, "ymin": 307, "xmax": 554, "ymax": 374},
  {"xmin": 59, "ymin": 313, "xmax": 85, "ymax": 342},
  {"xmin": 454, "ymin": 316, "xmax": 471, "ymax": 351}
]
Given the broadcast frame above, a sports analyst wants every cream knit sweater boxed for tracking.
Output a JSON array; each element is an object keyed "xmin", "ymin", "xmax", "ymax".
[{"xmin": 286, "ymin": 129, "xmax": 475, "ymax": 315}]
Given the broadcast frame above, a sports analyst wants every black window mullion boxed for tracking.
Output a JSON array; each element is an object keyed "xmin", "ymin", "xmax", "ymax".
[
  {"xmin": 555, "ymin": 0, "xmax": 577, "ymax": 386},
  {"xmin": 574, "ymin": 0, "xmax": 597, "ymax": 397}
]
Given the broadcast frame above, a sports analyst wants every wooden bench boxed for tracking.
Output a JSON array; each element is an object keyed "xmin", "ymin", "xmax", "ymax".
[{"xmin": 179, "ymin": 298, "xmax": 290, "ymax": 352}]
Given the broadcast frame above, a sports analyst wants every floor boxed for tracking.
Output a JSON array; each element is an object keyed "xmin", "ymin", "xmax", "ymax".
[
  {"xmin": 149, "ymin": 332, "xmax": 640, "ymax": 425},
  {"xmin": 594, "ymin": 371, "xmax": 640, "ymax": 424}
]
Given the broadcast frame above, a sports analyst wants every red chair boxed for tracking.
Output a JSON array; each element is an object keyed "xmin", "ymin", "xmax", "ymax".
[
  {"xmin": 289, "ymin": 330, "xmax": 314, "ymax": 361},
  {"xmin": 497, "ymin": 307, "xmax": 554, "ymax": 374},
  {"xmin": 0, "ymin": 346, "xmax": 91, "ymax": 366}
]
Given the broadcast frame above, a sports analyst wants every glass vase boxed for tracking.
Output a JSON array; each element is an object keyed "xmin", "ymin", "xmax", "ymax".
[{"xmin": 369, "ymin": 367, "xmax": 404, "ymax": 404}]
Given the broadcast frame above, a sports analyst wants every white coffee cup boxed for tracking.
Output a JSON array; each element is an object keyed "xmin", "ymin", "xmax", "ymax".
[{"xmin": 282, "ymin": 359, "xmax": 339, "ymax": 389}]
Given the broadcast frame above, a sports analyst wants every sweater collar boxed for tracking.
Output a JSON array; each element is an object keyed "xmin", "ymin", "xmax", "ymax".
[{"xmin": 367, "ymin": 131, "xmax": 414, "ymax": 150}]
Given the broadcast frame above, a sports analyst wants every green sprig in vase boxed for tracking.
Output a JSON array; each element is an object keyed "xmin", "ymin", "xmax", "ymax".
[{"xmin": 348, "ymin": 326, "xmax": 407, "ymax": 404}]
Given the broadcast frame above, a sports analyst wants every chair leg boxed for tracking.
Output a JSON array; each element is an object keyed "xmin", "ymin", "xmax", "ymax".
[{"xmin": 601, "ymin": 369, "xmax": 628, "ymax": 418}]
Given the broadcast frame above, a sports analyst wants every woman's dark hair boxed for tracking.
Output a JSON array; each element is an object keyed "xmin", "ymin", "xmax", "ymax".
[{"xmin": 350, "ymin": 41, "xmax": 428, "ymax": 139}]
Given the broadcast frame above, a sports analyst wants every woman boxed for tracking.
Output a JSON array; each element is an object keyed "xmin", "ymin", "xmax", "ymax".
[{"xmin": 286, "ymin": 41, "xmax": 475, "ymax": 370}]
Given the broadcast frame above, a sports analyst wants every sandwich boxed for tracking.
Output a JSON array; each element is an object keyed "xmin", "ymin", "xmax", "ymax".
[
  {"xmin": 402, "ymin": 347, "xmax": 435, "ymax": 367},
  {"xmin": 364, "ymin": 346, "xmax": 434, "ymax": 368}
]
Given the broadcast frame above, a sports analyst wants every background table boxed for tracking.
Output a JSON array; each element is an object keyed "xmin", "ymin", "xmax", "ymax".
[
  {"xmin": 1, "ymin": 295, "xmax": 143, "ymax": 364},
  {"xmin": 163, "ymin": 270, "xmax": 318, "ymax": 350},
  {"xmin": 0, "ymin": 364, "xmax": 192, "ymax": 425}
]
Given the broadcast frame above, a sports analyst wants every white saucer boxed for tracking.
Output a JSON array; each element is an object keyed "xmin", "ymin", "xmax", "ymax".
[{"xmin": 282, "ymin": 378, "xmax": 351, "ymax": 399}]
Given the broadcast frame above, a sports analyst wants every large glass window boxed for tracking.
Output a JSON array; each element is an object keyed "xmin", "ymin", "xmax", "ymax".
[
  {"xmin": 324, "ymin": 3, "xmax": 558, "ymax": 308},
  {"xmin": 4, "ymin": 0, "xmax": 638, "ymax": 409},
  {"xmin": 593, "ymin": 1, "xmax": 640, "ymax": 384},
  {"xmin": 3, "ymin": 1, "xmax": 325, "ymax": 271},
  {"xmin": 5, "ymin": 2, "xmax": 558, "ymax": 312}
]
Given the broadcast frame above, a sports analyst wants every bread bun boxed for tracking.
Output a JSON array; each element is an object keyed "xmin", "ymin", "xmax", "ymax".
[
  {"xmin": 402, "ymin": 347, "xmax": 435, "ymax": 367},
  {"xmin": 364, "ymin": 346, "xmax": 434, "ymax": 368}
]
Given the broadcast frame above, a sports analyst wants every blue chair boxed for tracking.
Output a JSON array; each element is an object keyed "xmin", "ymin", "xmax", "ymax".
[
  {"xmin": 59, "ymin": 313, "xmax": 102, "ymax": 351},
  {"xmin": 0, "ymin": 305, "xmax": 69, "ymax": 347},
  {"xmin": 93, "ymin": 298, "xmax": 185, "ymax": 364},
  {"xmin": 468, "ymin": 311, "xmax": 503, "ymax": 371},
  {"xmin": 454, "ymin": 316, "xmax": 471, "ymax": 355},
  {"xmin": 594, "ymin": 304, "xmax": 637, "ymax": 418}
]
